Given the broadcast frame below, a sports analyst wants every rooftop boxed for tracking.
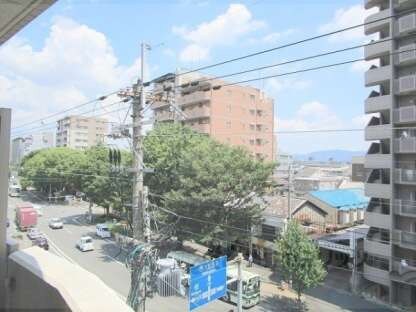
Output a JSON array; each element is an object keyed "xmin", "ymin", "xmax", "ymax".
[{"xmin": 309, "ymin": 188, "xmax": 369, "ymax": 211}]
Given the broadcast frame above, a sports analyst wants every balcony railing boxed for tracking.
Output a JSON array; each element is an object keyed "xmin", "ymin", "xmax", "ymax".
[
  {"xmin": 365, "ymin": 65, "xmax": 391, "ymax": 87},
  {"xmin": 393, "ymin": 106, "xmax": 416, "ymax": 123},
  {"xmin": 365, "ymin": 9, "xmax": 390, "ymax": 35},
  {"xmin": 394, "ymin": 168, "xmax": 416, "ymax": 184},
  {"xmin": 394, "ymin": 199, "xmax": 416, "ymax": 216},
  {"xmin": 393, "ymin": 137, "xmax": 416, "ymax": 153},
  {"xmin": 394, "ymin": 75, "xmax": 416, "ymax": 95},
  {"xmin": 395, "ymin": 12, "xmax": 416, "ymax": 36},
  {"xmin": 177, "ymin": 91, "xmax": 210, "ymax": 107},
  {"xmin": 394, "ymin": 43, "xmax": 416, "ymax": 66}
]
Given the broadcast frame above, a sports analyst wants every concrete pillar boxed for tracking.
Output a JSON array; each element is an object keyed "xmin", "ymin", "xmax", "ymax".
[{"xmin": 0, "ymin": 108, "xmax": 11, "ymax": 308}]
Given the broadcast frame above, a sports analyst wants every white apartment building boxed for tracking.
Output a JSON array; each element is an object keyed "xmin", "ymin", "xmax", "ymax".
[
  {"xmin": 56, "ymin": 116, "xmax": 108, "ymax": 149},
  {"xmin": 363, "ymin": 0, "xmax": 416, "ymax": 308}
]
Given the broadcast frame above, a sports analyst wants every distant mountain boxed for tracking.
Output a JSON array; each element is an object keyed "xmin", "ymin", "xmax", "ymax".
[{"xmin": 294, "ymin": 149, "xmax": 365, "ymax": 162}]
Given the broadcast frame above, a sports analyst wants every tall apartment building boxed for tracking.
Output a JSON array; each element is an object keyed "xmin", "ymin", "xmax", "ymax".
[
  {"xmin": 363, "ymin": 0, "xmax": 416, "ymax": 307},
  {"xmin": 152, "ymin": 73, "xmax": 275, "ymax": 161},
  {"xmin": 56, "ymin": 115, "xmax": 108, "ymax": 149}
]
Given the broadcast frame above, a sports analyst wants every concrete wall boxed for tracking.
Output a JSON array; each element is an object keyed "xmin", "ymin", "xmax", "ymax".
[{"xmin": 7, "ymin": 255, "xmax": 70, "ymax": 311}]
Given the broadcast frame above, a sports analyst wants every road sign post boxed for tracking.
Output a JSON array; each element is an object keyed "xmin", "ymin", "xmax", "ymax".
[{"xmin": 189, "ymin": 256, "xmax": 227, "ymax": 311}]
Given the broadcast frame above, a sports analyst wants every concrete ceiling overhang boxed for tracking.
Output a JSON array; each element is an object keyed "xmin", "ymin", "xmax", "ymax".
[{"xmin": 0, "ymin": 0, "xmax": 56, "ymax": 46}]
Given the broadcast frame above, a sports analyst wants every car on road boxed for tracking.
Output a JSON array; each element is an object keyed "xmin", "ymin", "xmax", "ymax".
[
  {"xmin": 49, "ymin": 218, "xmax": 64, "ymax": 229},
  {"xmin": 76, "ymin": 236, "xmax": 94, "ymax": 252},
  {"xmin": 96, "ymin": 223, "xmax": 111, "ymax": 238},
  {"xmin": 32, "ymin": 236, "xmax": 49, "ymax": 251},
  {"xmin": 33, "ymin": 204, "xmax": 43, "ymax": 217},
  {"xmin": 27, "ymin": 228, "xmax": 42, "ymax": 240}
]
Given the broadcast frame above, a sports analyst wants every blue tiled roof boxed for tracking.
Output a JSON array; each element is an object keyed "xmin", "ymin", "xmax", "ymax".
[{"xmin": 309, "ymin": 188, "xmax": 369, "ymax": 211}]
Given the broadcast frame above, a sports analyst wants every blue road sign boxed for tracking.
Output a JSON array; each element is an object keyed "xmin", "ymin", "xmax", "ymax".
[{"xmin": 189, "ymin": 256, "xmax": 227, "ymax": 311}]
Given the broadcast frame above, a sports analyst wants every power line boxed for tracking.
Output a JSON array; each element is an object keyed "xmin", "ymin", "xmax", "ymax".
[
  {"xmin": 173, "ymin": 35, "xmax": 406, "ymax": 89},
  {"xmin": 11, "ymin": 103, "xmax": 130, "ymax": 138},
  {"xmin": 170, "ymin": 7, "xmax": 416, "ymax": 79},
  {"xmin": 11, "ymin": 90, "xmax": 120, "ymax": 130}
]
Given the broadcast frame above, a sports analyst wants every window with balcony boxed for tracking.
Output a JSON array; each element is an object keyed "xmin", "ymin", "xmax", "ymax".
[
  {"xmin": 367, "ymin": 227, "xmax": 390, "ymax": 244},
  {"xmin": 365, "ymin": 253, "xmax": 389, "ymax": 271}
]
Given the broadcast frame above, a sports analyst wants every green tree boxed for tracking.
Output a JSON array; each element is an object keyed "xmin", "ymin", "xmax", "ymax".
[
  {"xmin": 144, "ymin": 123, "xmax": 275, "ymax": 248},
  {"xmin": 275, "ymin": 220, "xmax": 327, "ymax": 301},
  {"xmin": 19, "ymin": 147, "xmax": 85, "ymax": 194}
]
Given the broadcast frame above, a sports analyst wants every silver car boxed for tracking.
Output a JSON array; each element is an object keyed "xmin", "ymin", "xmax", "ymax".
[{"xmin": 49, "ymin": 218, "xmax": 63, "ymax": 229}]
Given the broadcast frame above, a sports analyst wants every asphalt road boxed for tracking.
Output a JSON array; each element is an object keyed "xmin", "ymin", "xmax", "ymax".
[{"xmin": 7, "ymin": 193, "xmax": 392, "ymax": 312}]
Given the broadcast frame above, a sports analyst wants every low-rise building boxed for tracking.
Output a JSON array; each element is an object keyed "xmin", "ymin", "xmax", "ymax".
[{"xmin": 292, "ymin": 188, "xmax": 369, "ymax": 231}]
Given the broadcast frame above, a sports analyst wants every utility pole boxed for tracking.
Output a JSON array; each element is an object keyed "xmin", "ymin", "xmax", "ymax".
[
  {"xmin": 236, "ymin": 252, "xmax": 243, "ymax": 312},
  {"xmin": 131, "ymin": 42, "xmax": 148, "ymax": 241},
  {"xmin": 287, "ymin": 164, "xmax": 292, "ymax": 220}
]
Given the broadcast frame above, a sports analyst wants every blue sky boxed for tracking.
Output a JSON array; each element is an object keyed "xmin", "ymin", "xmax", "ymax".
[{"xmin": 0, "ymin": 0, "xmax": 378, "ymax": 154}]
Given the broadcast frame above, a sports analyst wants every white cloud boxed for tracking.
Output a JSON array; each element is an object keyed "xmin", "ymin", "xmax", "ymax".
[
  {"xmin": 0, "ymin": 16, "xmax": 141, "ymax": 127},
  {"xmin": 248, "ymin": 29, "xmax": 296, "ymax": 45},
  {"xmin": 278, "ymin": 101, "xmax": 342, "ymax": 131},
  {"xmin": 319, "ymin": 5, "xmax": 378, "ymax": 42},
  {"xmin": 173, "ymin": 4, "xmax": 265, "ymax": 62}
]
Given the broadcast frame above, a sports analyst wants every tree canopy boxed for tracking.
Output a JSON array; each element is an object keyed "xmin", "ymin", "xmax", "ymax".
[
  {"xmin": 144, "ymin": 123, "xmax": 275, "ymax": 247},
  {"xmin": 275, "ymin": 220, "xmax": 327, "ymax": 301}
]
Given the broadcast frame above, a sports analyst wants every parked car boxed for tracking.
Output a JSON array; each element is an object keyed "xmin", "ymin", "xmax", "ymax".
[
  {"xmin": 49, "ymin": 218, "xmax": 64, "ymax": 229},
  {"xmin": 32, "ymin": 204, "xmax": 43, "ymax": 217},
  {"xmin": 27, "ymin": 228, "xmax": 42, "ymax": 240},
  {"xmin": 96, "ymin": 224, "xmax": 111, "ymax": 238},
  {"xmin": 32, "ymin": 236, "xmax": 49, "ymax": 250},
  {"xmin": 76, "ymin": 236, "xmax": 94, "ymax": 252}
]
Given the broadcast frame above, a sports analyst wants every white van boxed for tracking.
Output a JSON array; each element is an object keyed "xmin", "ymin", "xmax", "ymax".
[
  {"xmin": 76, "ymin": 236, "xmax": 94, "ymax": 252},
  {"xmin": 96, "ymin": 224, "xmax": 111, "ymax": 238}
]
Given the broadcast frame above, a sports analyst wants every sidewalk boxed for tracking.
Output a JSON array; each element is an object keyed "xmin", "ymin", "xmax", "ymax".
[{"xmin": 243, "ymin": 261, "xmax": 392, "ymax": 312}]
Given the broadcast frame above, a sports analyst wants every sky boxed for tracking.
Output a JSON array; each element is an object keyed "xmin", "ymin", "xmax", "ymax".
[{"xmin": 0, "ymin": 0, "xmax": 379, "ymax": 154}]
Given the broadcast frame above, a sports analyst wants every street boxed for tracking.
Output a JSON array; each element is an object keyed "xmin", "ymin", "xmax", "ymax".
[{"xmin": 8, "ymin": 193, "xmax": 392, "ymax": 312}]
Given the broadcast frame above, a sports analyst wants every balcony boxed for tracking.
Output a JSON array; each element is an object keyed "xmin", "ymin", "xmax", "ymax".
[
  {"xmin": 183, "ymin": 107, "xmax": 211, "ymax": 120},
  {"xmin": 394, "ymin": 168, "xmax": 416, "ymax": 185},
  {"xmin": 365, "ymin": 39, "xmax": 391, "ymax": 60},
  {"xmin": 391, "ymin": 260, "xmax": 416, "ymax": 284},
  {"xmin": 365, "ymin": 65, "xmax": 391, "ymax": 87},
  {"xmin": 365, "ymin": 143, "xmax": 391, "ymax": 168},
  {"xmin": 364, "ymin": 263, "xmax": 390, "ymax": 286},
  {"xmin": 394, "ymin": 230, "xmax": 416, "ymax": 250},
  {"xmin": 364, "ymin": 238, "xmax": 391, "ymax": 256},
  {"xmin": 393, "ymin": 106, "xmax": 416, "ymax": 124},
  {"xmin": 393, "ymin": 137, "xmax": 416, "ymax": 153},
  {"xmin": 365, "ymin": 169, "xmax": 391, "ymax": 198},
  {"xmin": 365, "ymin": 93, "xmax": 391, "ymax": 113},
  {"xmin": 177, "ymin": 91, "xmax": 210, "ymax": 107},
  {"xmin": 152, "ymin": 100, "xmax": 170, "ymax": 109},
  {"xmin": 394, "ymin": 13, "xmax": 416, "ymax": 37},
  {"xmin": 394, "ymin": 199, "xmax": 416, "ymax": 217},
  {"xmin": 365, "ymin": 210, "xmax": 391, "ymax": 229},
  {"xmin": 365, "ymin": 0, "xmax": 387, "ymax": 9},
  {"xmin": 394, "ymin": 0, "xmax": 416, "ymax": 11},
  {"xmin": 364, "ymin": 9, "xmax": 390, "ymax": 35},
  {"xmin": 365, "ymin": 117, "xmax": 391, "ymax": 141},
  {"xmin": 155, "ymin": 110, "xmax": 175, "ymax": 122},
  {"xmin": 394, "ymin": 75, "xmax": 416, "ymax": 95},
  {"xmin": 394, "ymin": 43, "xmax": 416, "ymax": 66}
]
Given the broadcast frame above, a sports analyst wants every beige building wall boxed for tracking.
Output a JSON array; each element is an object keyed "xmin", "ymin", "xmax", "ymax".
[
  {"xmin": 56, "ymin": 115, "xmax": 108, "ymax": 149},
  {"xmin": 153, "ymin": 74, "xmax": 275, "ymax": 161}
]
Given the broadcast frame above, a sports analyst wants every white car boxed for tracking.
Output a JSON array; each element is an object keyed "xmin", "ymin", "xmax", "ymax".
[
  {"xmin": 49, "ymin": 218, "xmax": 63, "ymax": 229},
  {"xmin": 76, "ymin": 236, "xmax": 94, "ymax": 252},
  {"xmin": 96, "ymin": 224, "xmax": 111, "ymax": 238},
  {"xmin": 33, "ymin": 204, "xmax": 43, "ymax": 217}
]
